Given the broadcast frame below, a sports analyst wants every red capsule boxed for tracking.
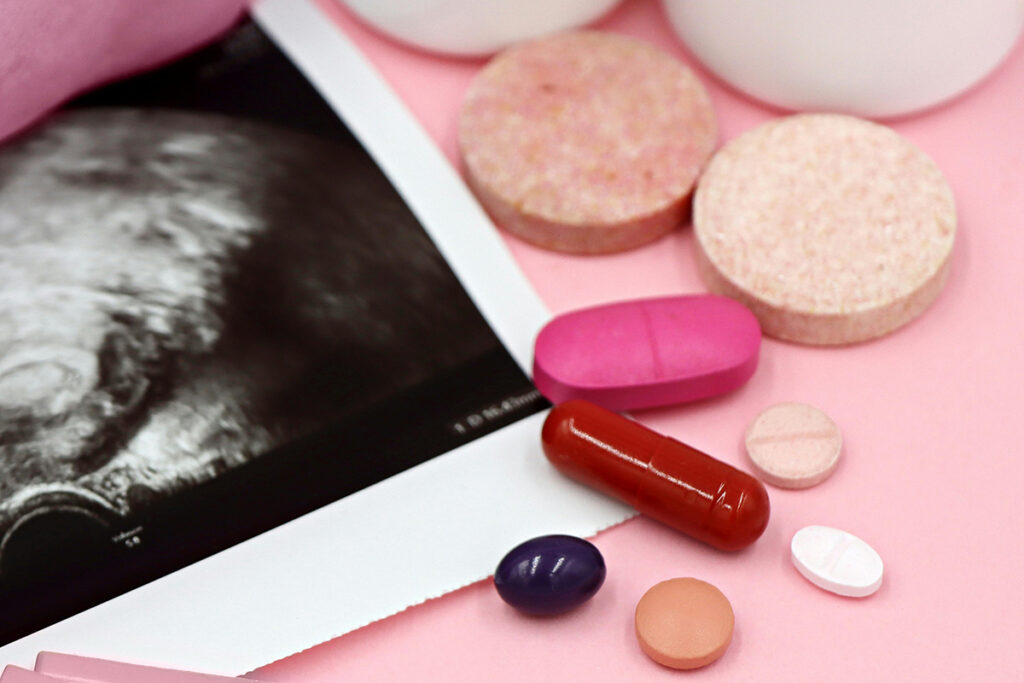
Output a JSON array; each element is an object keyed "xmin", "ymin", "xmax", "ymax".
[{"xmin": 542, "ymin": 400, "xmax": 770, "ymax": 551}]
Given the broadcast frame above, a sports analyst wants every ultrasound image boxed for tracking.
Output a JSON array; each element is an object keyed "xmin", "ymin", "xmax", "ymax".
[
  {"xmin": 0, "ymin": 105, "xmax": 504, "ymax": 576},
  {"xmin": 0, "ymin": 21, "xmax": 545, "ymax": 644}
]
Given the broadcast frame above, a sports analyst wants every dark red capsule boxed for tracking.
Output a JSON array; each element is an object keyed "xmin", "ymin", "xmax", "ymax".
[{"xmin": 542, "ymin": 400, "xmax": 770, "ymax": 551}]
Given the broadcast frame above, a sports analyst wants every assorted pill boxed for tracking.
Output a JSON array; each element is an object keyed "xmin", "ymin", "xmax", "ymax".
[
  {"xmin": 494, "ymin": 534, "xmax": 606, "ymax": 615},
  {"xmin": 461, "ymin": 22, "xmax": 917, "ymax": 667},
  {"xmin": 791, "ymin": 525, "xmax": 884, "ymax": 598},
  {"xmin": 693, "ymin": 113, "xmax": 956, "ymax": 345},
  {"xmin": 542, "ymin": 400, "xmax": 770, "ymax": 551},
  {"xmin": 533, "ymin": 295, "xmax": 760, "ymax": 411},
  {"xmin": 634, "ymin": 578, "xmax": 734, "ymax": 670},
  {"xmin": 745, "ymin": 402, "xmax": 842, "ymax": 489},
  {"xmin": 459, "ymin": 30, "xmax": 717, "ymax": 254}
]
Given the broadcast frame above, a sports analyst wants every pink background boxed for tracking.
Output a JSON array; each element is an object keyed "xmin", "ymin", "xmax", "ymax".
[
  {"xmin": 2, "ymin": 0, "xmax": 1019, "ymax": 678},
  {"xmin": 250, "ymin": 0, "xmax": 1024, "ymax": 680}
]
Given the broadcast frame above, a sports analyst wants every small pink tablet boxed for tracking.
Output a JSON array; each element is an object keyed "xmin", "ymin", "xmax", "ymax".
[
  {"xmin": 34, "ymin": 653, "xmax": 259, "ymax": 683},
  {"xmin": 533, "ymin": 295, "xmax": 760, "ymax": 411},
  {"xmin": 745, "ymin": 402, "xmax": 842, "ymax": 489}
]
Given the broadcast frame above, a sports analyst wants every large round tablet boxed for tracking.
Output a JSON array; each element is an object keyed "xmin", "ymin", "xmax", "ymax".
[
  {"xmin": 693, "ymin": 114, "xmax": 956, "ymax": 345},
  {"xmin": 745, "ymin": 402, "xmax": 842, "ymax": 489},
  {"xmin": 634, "ymin": 578, "xmax": 734, "ymax": 670},
  {"xmin": 459, "ymin": 31, "xmax": 717, "ymax": 254}
]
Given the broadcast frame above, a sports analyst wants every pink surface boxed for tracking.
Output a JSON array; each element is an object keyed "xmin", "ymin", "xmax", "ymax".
[
  {"xmin": 0, "ymin": 667, "xmax": 65, "ymax": 683},
  {"xmin": 533, "ymin": 295, "xmax": 759, "ymax": 410},
  {"xmin": 0, "ymin": 0, "xmax": 246, "ymax": 143},
  {"xmin": 35, "ymin": 653, "xmax": 257, "ymax": 683},
  {"xmin": 249, "ymin": 0, "xmax": 1024, "ymax": 680}
]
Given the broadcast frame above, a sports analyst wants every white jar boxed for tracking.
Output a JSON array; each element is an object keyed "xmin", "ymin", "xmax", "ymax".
[
  {"xmin": 662, "ymin": 0, "xmax": 1024, "ymax": 118},
  {"xmin": 339, "ymin": 0, "xmax": 622, "ymax": 57}
]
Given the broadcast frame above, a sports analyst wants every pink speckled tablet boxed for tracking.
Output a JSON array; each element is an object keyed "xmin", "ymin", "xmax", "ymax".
[
  {"xmin": 634, "ymin": 578, "xmax": 734, "ymax": 670},
  {"xmin": 1, "ymin": 667, "xmax": 67, "ymax": 683},
  {"xmin": 693, "ymin": 113, "xmax": 956, "ymax": 345},
  {"xmin": 533, "ymin": 294, "xmax": 760, "ymax": 411},
  {"xmin": 34, "ymin": 653, "xmax": 261, "ymax": 682},
  {"xmin": 745, "ymin": 402, "xmax": 842, "ymax": 489},
  {"xmin": 459, "ymin": 30, "xmax": 717, "ymax": 254}
]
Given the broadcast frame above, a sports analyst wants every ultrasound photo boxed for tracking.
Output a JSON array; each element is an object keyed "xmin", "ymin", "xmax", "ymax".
[{"xmin": 0, "ymin": 23, "xmax": 544, "ymax": 644}]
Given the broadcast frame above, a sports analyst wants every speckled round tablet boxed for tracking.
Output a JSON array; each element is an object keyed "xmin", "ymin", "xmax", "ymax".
[
  {"xmin": 634, "ymin": 578, "xmax": 734, "ymax": 670},
  {"xmin": 459, "ymin": 30, "xmax": 717, "ymax": 254},
  {"xmin": 693, "ymin": 113, "xmax": 956, "ymax": 345},
  {"xmin": 745, "ymin": 402, "xmax": 842, "ymax": 489}
]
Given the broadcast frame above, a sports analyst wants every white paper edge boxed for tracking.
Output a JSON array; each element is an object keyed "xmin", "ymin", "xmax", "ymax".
[{"xmin": 0, "ymin": 0, "xmax": 633, "ymax": 674}]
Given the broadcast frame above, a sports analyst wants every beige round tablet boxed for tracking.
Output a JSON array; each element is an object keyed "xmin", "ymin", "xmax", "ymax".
[
  {"xmin": 745, "ymin": 402, "xmax": 842, "ymax": 489},
  {"xmin": 634, "ymin": 578, "xmax": 734, "ymax": 670},
  {"xmin": 459, "ymin": 30, "xmax": 717, "ymax": 254},
  {"xmin": 693, "ymin": 113, "xmax": 956, "ymax": 345}
]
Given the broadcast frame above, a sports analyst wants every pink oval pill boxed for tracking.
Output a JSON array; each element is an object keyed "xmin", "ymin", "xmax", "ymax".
[
  {"xmin": 533, "ymin": 295, "xmax": 760, "ymax": 411},
  {"xmin": 745, "ymin": 402, "xmax": 842, "ymax": 489}
]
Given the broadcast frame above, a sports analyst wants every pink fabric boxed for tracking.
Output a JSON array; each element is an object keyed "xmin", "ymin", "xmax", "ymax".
[{"xmin": 0, "ymin": 0, "xmax": 247, "ymax": 143}]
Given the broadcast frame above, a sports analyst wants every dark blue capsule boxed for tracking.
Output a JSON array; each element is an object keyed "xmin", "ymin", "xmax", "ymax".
[{"xmin": 493, "ymin": 534, "xmax": 606, "ymax": 615}]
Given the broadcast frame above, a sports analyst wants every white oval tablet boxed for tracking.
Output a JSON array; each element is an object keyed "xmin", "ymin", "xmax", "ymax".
[
  {"xmin": 791, "ymin": 525, "xmax": 883, "ymax": 598},
  {"xmin": 339, "ymin": 0, "xmax": 622, "ymax": 56}
]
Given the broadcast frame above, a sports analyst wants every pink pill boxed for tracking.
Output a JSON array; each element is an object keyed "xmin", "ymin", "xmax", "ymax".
[
  {"xmin": 745, "ymin": 402, "xmax": 842, "ymax": 489},
  {"xmin": 459, "ymin": 30, "xmax": 717, "ymax": 254},
  {"xmin": 693, "ymin": 114, "xmax": 956, "ymax": 345},
  {"xmin": 533, "ymin": 294, "xmax": 760, "ymax": 411}
]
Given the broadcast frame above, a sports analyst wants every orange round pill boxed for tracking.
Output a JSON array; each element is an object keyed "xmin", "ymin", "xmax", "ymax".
[{"xmin": 634, "ymin": 577, "xmax": 734, "ymax": 670}]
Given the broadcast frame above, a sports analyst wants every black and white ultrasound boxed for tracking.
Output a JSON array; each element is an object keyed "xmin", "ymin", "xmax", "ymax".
[{"xmin": 0, "ymin": 22, "xmax": 545, "ymax": 644}]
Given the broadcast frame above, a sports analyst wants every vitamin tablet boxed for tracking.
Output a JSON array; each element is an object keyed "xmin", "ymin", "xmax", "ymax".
[
  {"xmin": 533, "ymin": 295, "xmax": 760, "ymax": 411},
  {"xmin": 634, "ymin": 578, "xmax": 734, "ymax": 670},
  {"xmin": 744, "ymin": 402, "xmax": 842, "ymax": 489},
  {"xmin": 791, "ymin": 525, "xmax": 883, "ymax": 597},
  {"xmin": 693, "ymin": 113, "xmax": 956, "ymax": 345},
  {"xmin": 459, "ymin": 30, "xmax": 717, "ymax": 254},
  {"xmin": 543, "ymin": 400, "xmax": 770, "ymax": 551},
  {"xmin": 494, "ymin": 534, "xmax": 606, "ymax": 615}
]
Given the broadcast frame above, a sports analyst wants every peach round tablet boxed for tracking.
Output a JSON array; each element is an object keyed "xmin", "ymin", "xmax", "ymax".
[
  {"xmin": 459, "ymin": 31, "xmax": 717, "ymax": 254},
  {"xmin": 693, "ymin": 113, "xmax": 956, "ymax": 345},
  {"xmin": 745, "ymin": 402, "xmax": 842, "ymax": 489},
  {"xmin": 634, "ymin": 578, "xmax": 734, "ymax": 670},
  {"xmin": 791, "ymin": 525, "xmax": 884, "ymax": 598}
]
